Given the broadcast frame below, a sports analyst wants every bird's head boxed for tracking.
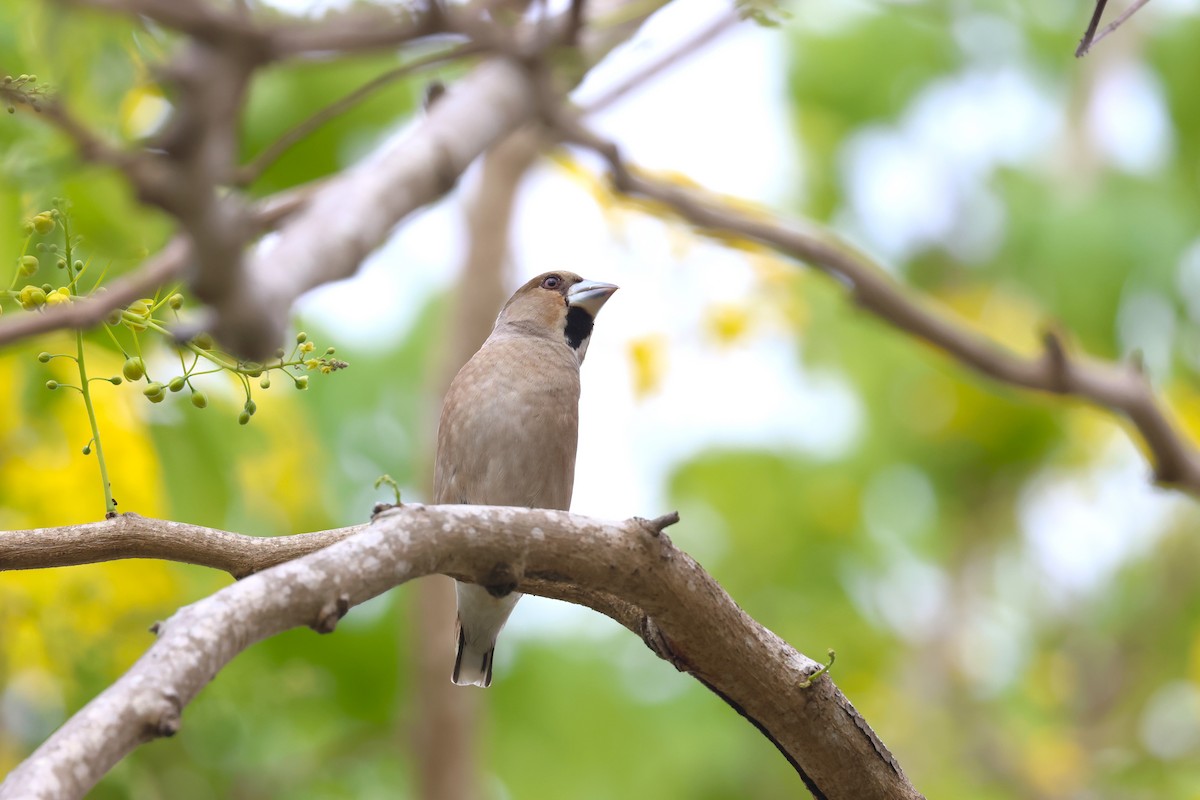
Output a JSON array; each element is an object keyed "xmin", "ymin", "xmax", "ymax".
[{"xmin": 496, "ymin": 271, "xmax": 618, "ymax": 363}]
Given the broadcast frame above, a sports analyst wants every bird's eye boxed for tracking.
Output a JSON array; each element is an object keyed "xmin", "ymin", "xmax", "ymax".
[{"xmin": 541, "ymin": 275, "xmax": 561, "ymax": 290}]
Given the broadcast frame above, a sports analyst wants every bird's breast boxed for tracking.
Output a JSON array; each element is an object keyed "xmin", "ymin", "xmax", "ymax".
[{"xmin": 434, "ymin": 336, "xmax": 581, "ymax": 510}]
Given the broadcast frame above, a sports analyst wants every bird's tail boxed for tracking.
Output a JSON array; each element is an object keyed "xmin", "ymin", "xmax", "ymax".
[
  {"xmin": 451, "ymin": 582, "xmax": 522, "ymax": 688},
  {"xmin": 452, "ymin": 621, "xmax": 495, "ymax": 688}
]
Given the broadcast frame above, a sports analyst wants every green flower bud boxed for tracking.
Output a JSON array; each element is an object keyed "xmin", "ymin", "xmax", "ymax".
[
  {"xmin": 105, "ymin": 309, "xmax": 122, "ymax": 326},
  {"xmin": 109, "ymin": 376, "xmax": 122, "ymax": 385},
  {"xmin": 148, "ymin": 391, "xmax": 166, "ymax": 404},
  {"xmin": 122, "ymin": 357, "xmax": 146, "ymax": 381},
  {"xmin": 55, "ymin": 258, "xmax": 66, "ymax": 270},
  {"xmin": 45, "ymin": 380, "xmax": 58, "ymax": 390},
  {"xmin": 243, "ymin": 362, "xmax": 262, "ymax": 377},
  {"xmin": 191, "ymin": 390, "xmax": 209, "ymax": 409},
  {"xmin": 82, "ymin": 445, "xmax": 91, "ymax": 455},
  {"xmin": 325, "ymin": 346, "xmax": 336, "ymax": 355},
  {"xmin": 238, "ymin": 410, "xmax": 251, "ymax": 425},
  {"xmin": 193, "ymin": 332, "xmax": 214, "ymax": 350},
  {"xmin": 37, "ymin": 352, "xmax": 51, "ymax": 363},
  {"xmin": 168, "ymin": 376, "xmax": 186, "ymax": 393},
  {"xmin": 296, "ymin": 332, "xmax": 308, "ymax": 344},
  {"xmin": 21, "ymin": 221, "xmax": 33, "ymax": 235},
  {"xmin": 142, "ymin": 381, "xmax": 164, "ymax": 397},
  {"xmin": 295, "ymin": 375, "xmax": 309, "ymax": 390},
  {"xmin": 18, "ymin": 285, "xmax": 46, "ymax": 310},
  {"xmin": 275, "ymin": 348, "xmax": 286, "ymax": 359},
  {"xmin": 259, "ymin": 376, "xmax": 271, "ymax": 389},
  {"xmin": 32, "ymin": 214, "xmax": 54, "ymax": 235},
  {"xmin": 19, "ymin": 255, "xmax": 38, "ymax": 275},
  {"xmin": 168, "ymin": 293, "xmax": 184, "ymax": 310},
  {"xmin": 244, "ymin": 399, "xmax": 257, "ymax": 416},
  {"xmin": 73, "ymin": 260, "xmax": 82, "ymax": 271}
]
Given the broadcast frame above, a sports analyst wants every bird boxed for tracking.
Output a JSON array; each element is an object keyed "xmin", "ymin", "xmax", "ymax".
[{"xmin": 433, "ymin": 270, "xmax": 618, "ymax": 687}]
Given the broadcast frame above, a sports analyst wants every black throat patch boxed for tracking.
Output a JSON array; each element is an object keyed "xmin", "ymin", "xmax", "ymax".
[{"xmin": 564, "ymin": 306, "xmax": 594, "ymax": 350}]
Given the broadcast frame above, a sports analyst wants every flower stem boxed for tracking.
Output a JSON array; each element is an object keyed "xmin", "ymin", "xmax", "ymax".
[{"xmin": 63, "ymin": 216, "xmax": 116, "ymax": 516}]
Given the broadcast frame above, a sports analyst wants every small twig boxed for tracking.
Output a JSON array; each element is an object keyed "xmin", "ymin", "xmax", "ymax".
[
  {"xmin": 235, "ymin": 44, "xmax": 480, "ymax": 185},
  {"xmin": 582, "ymin": 10, "xmax": 740, "ymax": 114},
  {"xmin": 1076, "ymin": 0, "xmax": 1110, "ymax": 57},
  {"xmin": 566, "ymin": 0, "xmax": 587, "ymax": 45},
  {"xmin": 1077, "ymin": 0, "xmax": 1151, "ymax": 57}
]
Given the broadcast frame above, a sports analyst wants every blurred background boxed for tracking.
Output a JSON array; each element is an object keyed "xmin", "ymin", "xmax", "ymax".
[{"xmin": 4, "ymin": 0, "xmax": 1200, "ymax": 797}]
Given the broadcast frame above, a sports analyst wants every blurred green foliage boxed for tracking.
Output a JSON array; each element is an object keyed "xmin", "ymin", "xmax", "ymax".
[{"xmin": 3, "ymin": 1, "xmax": 1200, "ymax": 799}]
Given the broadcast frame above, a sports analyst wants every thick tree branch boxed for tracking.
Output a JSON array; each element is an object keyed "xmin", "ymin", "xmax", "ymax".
[
  {"xmin": 215, "ymin": 0, "xmax": 671, "ymax": 357},
  {"xmin": 557, "ymin": 125, "xmax": 1200, "ymax": 495},
  {"xmin": 0, "ymin": 507, "xmax": 922, "ymax": 800}
]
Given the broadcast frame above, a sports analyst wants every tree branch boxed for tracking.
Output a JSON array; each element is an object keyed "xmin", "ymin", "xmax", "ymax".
[
  {"xmin": 0, "ymin": 179, "xmax": 319, "ymax": 348},
  {"xmin": 214, "ymin": 0, "xmax": 672, "ymax": 357},
  {"xmin": 0, "ymin": 507, "xmax": 923, "ymax": 800},
  {"xmin": 557, "ymin": 124, "xmax": 1200, "ymax": 495},
  {"xmin": 234, "ymin": 43, "xmax": 482, "ymax": 186},
  {"xmin": 1076, "ymin": 0, "xmax": 1151, "ymax": 57},
  {"xmin": 580, "ymin": 9, "xmax": 740, "ymax": 114},
  {"xmin": 0, "ymin": 512, "xmax": 362, "ymax": 578}
]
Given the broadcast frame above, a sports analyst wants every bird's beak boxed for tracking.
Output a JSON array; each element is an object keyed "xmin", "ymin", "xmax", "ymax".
[{"xmin": 567, "ymin": 279, "xmax": 619, "ymax": 316}]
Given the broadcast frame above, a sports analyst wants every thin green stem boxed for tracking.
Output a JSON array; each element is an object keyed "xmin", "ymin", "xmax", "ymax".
[
  {"xmin": 7, "ymin": 232, "xmax": 33, "ymax": 291},
  {"xmin": 74, "ymin": 330, "xmax": 115, "ymax": 515},
  {"xmin": 64, "ymin": 216, "xmax": 116, "ymax": 516}
]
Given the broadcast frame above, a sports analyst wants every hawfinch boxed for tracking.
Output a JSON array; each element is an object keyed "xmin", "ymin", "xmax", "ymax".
[{"xmin": 434, "ymin": 271, "xmax": 618, "ymax": 687}]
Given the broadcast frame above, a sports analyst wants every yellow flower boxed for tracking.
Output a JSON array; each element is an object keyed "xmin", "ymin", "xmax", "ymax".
[
  {"xmin": 44, "ymin": 288, "xmax": 71, "ymax": 306},
  {"xmin": 705, "ymin": 303, "xmax": 751, "ymax": 345},
  {"xmin": 627, "ymin": 334, "xmax": 667, "ymax": 399}
]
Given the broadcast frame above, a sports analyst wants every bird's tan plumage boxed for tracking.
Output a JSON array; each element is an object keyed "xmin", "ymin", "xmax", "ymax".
[{"xmin": 433, "ymin": 271, "xmax": 617, "ymax": 687}]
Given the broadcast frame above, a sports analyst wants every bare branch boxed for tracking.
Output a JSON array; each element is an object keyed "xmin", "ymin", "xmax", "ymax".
[
  {"xmin": 558, "ymin": 124, "xmax": 1200, "ymax": 494},
  {"xmin": 235, "ymin": 43, "xmax": 481, "ymax": 186},
  {"xmin": 265, "ymin": 4, "xmax": 448, "ymax": 60},
  {"xmin": 0, "ymin": 506, "xmax": 923, "ymax": 800},
  {"xmin": 1076, "ymin": 0, "xmax": 1151, "ymax": 57},
  {"xmin": 0, "ymin": 512, "xmax": 362, "ymax": 578},
  {"xmin": 67, "ymin": 0, "xmax": 443, "ymax": 59},
  {"xmin": 581, "ymin": 9, "xmax": 741, "ymax": 114},
  {"xmin": 214, "ymin": 0, "xmax": 673, "ymax": 358}
]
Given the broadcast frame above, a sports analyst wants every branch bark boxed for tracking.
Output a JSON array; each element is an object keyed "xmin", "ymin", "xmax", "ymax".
[
  {"xmin": 216, "ymin": 0, "xmax": 671, "ymax": 357},
  {"xmin": 559, "ymin": 126, "xmax": 1200, "ymax": 495},
  {"xmin": 0, "ymin": 507, "xmax": 923, "ymax": 800}
]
